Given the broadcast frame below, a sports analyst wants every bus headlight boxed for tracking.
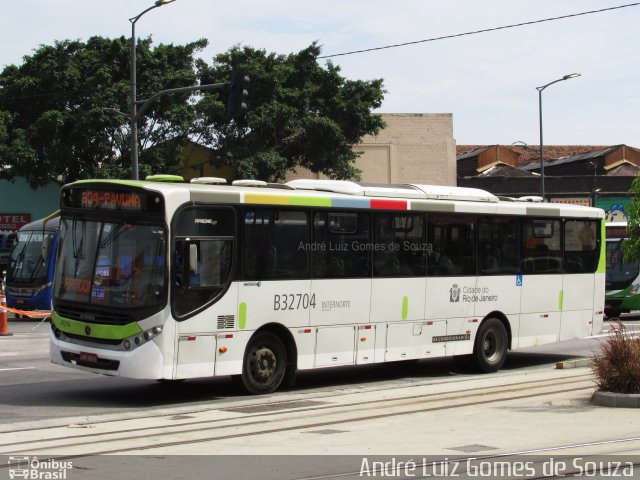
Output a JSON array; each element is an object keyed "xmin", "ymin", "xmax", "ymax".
[
  {"xmin": 627, "ymin": 284, "xmax": 640, "ymax": 297},
  {"xmin": 32, "ymin": 282, "xmax": 53, "ymax": 296},
  {"xmin": 120, "ymin": 325, "xmax": 163, "ymax": 351}
]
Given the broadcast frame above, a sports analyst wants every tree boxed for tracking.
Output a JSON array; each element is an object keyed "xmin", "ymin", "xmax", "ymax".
[
  {"xmin": 0, "ymin": 36, "xmax": 207, "ymax": 187},
  {"xmin": 623, "ymin": 178, "xmax": 640, "ymax": 261},
  {"xmin": 195, "ymin": 42, "xmax": 386, "ymax": 181},
  {"xmin": 0, "ymin": 39, "xmax": 385, "ymax": 186}
]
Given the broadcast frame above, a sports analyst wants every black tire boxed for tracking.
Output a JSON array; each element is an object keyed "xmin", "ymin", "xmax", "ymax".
[
  {"xmin": 471, "ymin": 318, "xmax": 508, "ymax": 373},
  {"xmin": 239, "ymin": 331, "xmax": 287, "ymax": 394},
  {"xmin": 604, "ymin": 308, "xmax": 622, "ymax": 319}
]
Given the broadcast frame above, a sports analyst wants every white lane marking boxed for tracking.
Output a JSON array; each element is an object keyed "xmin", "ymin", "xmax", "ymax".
[
  {"xmin": 0, "ymin": 367, "xmax": 36, "ymax": 372},
  {"xmin": 0, "ymin": 352, "xmax": 49, "ymax": 357}
]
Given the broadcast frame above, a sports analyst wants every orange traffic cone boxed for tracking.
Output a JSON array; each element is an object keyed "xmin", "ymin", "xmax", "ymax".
[{"xmin": 0, "ymin": 293, "xmax": 12, "ymax": 336}]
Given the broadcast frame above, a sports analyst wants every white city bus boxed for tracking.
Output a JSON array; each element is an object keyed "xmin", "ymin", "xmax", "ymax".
[{"xmin": 50, "ymin": 178, "xmax": 605, "ymax": 393}]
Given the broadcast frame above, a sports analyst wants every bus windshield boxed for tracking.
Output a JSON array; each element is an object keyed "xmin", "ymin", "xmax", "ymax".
[
  {"xmin": 8, "ymin": 230, "xmax": 56, "ymax": 283},
  {"xmin": 54, "ymin": 217, "xmax": 166, "ymax": 308},
  {"xmin": 606, "ymin": 239, "xmax": 640, "ymax": 289}
]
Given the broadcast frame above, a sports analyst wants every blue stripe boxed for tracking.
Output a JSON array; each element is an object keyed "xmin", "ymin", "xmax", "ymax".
[{"xmin": 332, "ymin": 197, "xmax": 370, "ymax": 209}]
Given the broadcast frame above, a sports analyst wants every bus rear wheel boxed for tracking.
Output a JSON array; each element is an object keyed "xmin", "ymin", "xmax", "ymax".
[
  {"xmin": 239, "ymin": 332, "xmax": 287, "ymax": 394},
  {"xmin": 604, "ymin": 307, "xmax": 622, "ymax": 319},
  {"xmin": 472, "ymin": 318, "xmax": 508, "ymax": 373}
]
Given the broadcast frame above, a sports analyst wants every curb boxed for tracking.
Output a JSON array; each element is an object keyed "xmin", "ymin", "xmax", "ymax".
[
  {"xmin": 555, "ymin": 358, "xmax": 592, "ymax": 369},
  {"xmin": 592, "ymin": 390, "xmax": 640, "ymax": 408}
]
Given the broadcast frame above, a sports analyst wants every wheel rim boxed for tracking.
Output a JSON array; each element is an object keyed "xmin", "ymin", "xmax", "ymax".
[
  {"xmin": 483, "ymin": 328, "xmax": 504, "ymax": 364},
  {"xmin": 249, "ymin": 345, "xmax": 278, "ymax": 384}
]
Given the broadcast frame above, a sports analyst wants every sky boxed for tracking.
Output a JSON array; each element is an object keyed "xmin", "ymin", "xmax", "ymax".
[{"xmin": 1, "ymin": 0, "xmax": 639, "ymax": 147}]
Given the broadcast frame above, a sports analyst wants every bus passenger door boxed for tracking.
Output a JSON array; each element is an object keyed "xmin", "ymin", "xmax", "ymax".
[
  {"xmin": 560, "ymin": 220, "xmax": 599, "ymax": 340},
  {"xmin": 518, "ymin": 219, "xmax": 563, "ymax": 348},
  {"xmin": 426, "ymin": 213, "xmax": 477, "ymax": 356},
  {"xmin": 371, "ymin": 212, "xmax": 428, "ymax": 362}
]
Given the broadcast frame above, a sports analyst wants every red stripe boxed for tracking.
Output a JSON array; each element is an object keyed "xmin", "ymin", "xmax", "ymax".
[{"xmin": 370, "ymin": 199, "xmax": 407, "ymax": 210}]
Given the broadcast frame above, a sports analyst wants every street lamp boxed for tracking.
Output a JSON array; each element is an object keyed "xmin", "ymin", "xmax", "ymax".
[
  {"xmin": 130, "ymin": 0, "xmax": 176, "ymax": 180},
  {"xmin": 536, "ymin": 73, "xmax": 581, "ymax": 201}
]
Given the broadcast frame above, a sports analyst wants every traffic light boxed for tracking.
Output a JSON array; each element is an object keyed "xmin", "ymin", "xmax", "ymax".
[{"xmin": 226, "ymin": 70, "xmax": 250, "ymax": 120}]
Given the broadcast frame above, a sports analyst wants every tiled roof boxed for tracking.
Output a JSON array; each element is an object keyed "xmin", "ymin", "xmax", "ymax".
[
  {"xmin": 521, "ymin": 146, "xmax": 620, "ymax": 171},
  {"xmin": 606, "ymin": 163, "xmax": 640, "ymax": 176},
  {"xmin": 456, "ymin": 145, "xmax": 610, "ymax": 167},
  {"xmin": 478, "ymin": 163, "xmax": 537, "ymax": 177}
]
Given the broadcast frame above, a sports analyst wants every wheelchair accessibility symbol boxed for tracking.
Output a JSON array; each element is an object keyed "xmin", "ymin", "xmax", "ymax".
[{"xmin": 516, "ymin": 274, "xmax": 523, "ymax": 287}]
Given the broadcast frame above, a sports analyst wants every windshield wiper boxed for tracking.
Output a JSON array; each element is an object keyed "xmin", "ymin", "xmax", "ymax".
[{"xmin": 99, "ymin": 224, "xmax": 129, "ymax": 249}]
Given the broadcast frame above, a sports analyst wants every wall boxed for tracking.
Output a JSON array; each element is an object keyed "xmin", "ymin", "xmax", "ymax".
[
  {"xmin": 289, "ymin": 113, "xmax": 457, "ymax": 186},
  {"xmin": 0, "ymin": 178, "xmax": 61, "ymax": 230}
]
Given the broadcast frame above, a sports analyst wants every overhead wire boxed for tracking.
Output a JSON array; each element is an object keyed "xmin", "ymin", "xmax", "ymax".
[{"xmin": 318, "ymin": 2, "xmax": 640, "ymax": 59}]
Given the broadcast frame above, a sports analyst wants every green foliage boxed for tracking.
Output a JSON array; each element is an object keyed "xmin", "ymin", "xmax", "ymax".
[
  {"xmin": 0, "ymin": 36, "xmax": 207, "ymax": 187},
  {"xmin": 592, "ymin": 321, "xmax": 640, "ymax": 394},
  {"xmin": 195, "ymin": 42, "xmax": 386, "ymax": 181},
  {"xmin": 0, "ymin": 38, "xmax": 385, "ymax": 186},
  {"xmin": 623, "ymin": 177, "xmax": 640, "ymax": 261}
]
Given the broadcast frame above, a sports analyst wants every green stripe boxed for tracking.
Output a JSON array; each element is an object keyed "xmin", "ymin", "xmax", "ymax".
[
  {"xmin": 290, "ymin": 196, "xmax": 332, "ymax": 207},
  {"xmin": 402, "ymin": 296, "xmax": 409, "ymax": 320},
  {"xmin": 559, "ymin": 290, "xmax": 564, "ymax": 311},
  {"xmin": 597, "ymin": 219, "xmax": 606, "ymax": 274},
  {"xmin": 52, "ymin": 312, "xmax": 142, "ymax": 340},
  {"xmin": 239, "ymin": 303, "xmax": 247, "ymax": 329},
  {"xmin": 71, "ymin": 179, "xmax": 145, "ymax": 188}
]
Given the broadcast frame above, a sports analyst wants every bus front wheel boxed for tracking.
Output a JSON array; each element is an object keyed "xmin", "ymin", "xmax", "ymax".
[
  {"xmin": 472, "ymin": 318, "xmax": 508, "ymax": 373},
  {"xmin": 240, "ymin": 332, "xmax": 287, "ymax": 394}
]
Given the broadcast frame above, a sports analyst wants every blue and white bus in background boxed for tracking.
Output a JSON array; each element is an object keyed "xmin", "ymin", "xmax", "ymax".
[
  {"xmin": 0, "ymin": 231, "xmax": 17, "ymax": 279},
  {"xmin": 6, "ymin": 213, "xmax": 60, "ymax": 312}
]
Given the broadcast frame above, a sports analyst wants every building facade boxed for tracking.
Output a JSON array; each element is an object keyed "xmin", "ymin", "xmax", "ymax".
[
  {"xmin": 457, "ymin": 144, "xmax": 640, "ymax": 221},
  {"xmin": 176, "ymin": 113, "xmax": 457, "ymax": 187},
  {"xmin": 0, "ymin": 177, "xmax": 60, "ymax": 231}
]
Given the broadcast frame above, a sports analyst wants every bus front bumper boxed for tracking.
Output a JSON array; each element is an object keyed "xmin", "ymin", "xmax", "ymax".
[{"xmin": 50, "ymin": 331, "xmax": 165, "ymax": 379}]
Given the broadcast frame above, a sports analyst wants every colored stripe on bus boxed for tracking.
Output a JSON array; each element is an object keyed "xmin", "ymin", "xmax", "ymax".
[
  {"xmin": 243, "ymin": 193, "xmax": 408, "ymax": 210},
  {"xmin": 331, "ymin": 197, "xmax": 370, "ymax": 209},
  {"xmin": 244, "ymin": 193, "xmax": 290, "ymax": 205},
  {"xmin": 370, "ymin": 199, "xmax": 407, "ymax": 210},
  {"xmin": 52, "ymin": 312, "xmax": 142, "ymax": 340},
  {"xmin": 239, "ymin": 303, "xmax": 247, "ymax": 329}
]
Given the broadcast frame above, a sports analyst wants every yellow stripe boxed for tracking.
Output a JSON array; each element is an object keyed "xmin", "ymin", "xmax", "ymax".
[{"xmin": 244, "ymin": 193, "xmax": 290, "ymax": 205}]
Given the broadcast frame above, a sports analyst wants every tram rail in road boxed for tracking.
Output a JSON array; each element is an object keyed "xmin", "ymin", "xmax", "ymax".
[{"xmin": 0, "ymin": 368, "xmax": 597, "ymax": 456}]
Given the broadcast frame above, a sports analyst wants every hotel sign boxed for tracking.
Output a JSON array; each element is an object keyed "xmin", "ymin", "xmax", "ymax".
[{"xmin": 0, "ymin": 214, "xmax": 31, "ymax": 231}]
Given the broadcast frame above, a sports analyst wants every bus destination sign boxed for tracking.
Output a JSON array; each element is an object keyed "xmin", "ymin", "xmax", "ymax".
[
  {"xmin": 63, "ymin": 188, "xmax": 149, "ymax": 212},
  {"xmin": 80, "ymin": 190, "xmax": 143, "ymax": 211}
]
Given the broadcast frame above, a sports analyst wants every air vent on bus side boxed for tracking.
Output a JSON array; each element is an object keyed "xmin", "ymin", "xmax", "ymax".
[{"xmin": 217, "ymin": 315, "xmax": 235, "ymax": 329}]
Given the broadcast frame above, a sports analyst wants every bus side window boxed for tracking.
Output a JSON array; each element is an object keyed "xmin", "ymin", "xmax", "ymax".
[
  {"xmin": 243, "ymin": 209, "xmax": 309, "ymax": 281},
  {"xmin": 313, "ymin": 211, "xmax": 370, "ymax": 279},
  {"xmin": 523, "ymin": 219, "xmax": 562, "ymax": 274},
  {"xmin": 564, "ymin": 220, "xmax": 599, "ymax": 273},
  {"xmin": 427, "ymin": 214, "xmax": 475, "ymax": 276}
]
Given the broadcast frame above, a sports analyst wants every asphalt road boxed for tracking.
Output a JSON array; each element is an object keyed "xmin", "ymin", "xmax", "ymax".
[
  {"xmin": 0, "ymin": 318, "xmax": 613, "ymax": 425},
  {"xmin": 1, "ymin": 318, "xmax": 639, "ymax": 480}
]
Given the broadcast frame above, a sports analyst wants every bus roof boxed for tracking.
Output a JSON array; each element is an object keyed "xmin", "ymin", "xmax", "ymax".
[
  {"xmin": 63, "ymin": 179, "xmax": 604, "ymax": 219},
  {"xmin": 17, "ymin": 214, "xmax": 60, "ymax": 232}
]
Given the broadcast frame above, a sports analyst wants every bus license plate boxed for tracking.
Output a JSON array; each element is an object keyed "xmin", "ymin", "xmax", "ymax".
[{"xmin": 80, "ymin": 352, "xmax": 98, "ymax": 363}]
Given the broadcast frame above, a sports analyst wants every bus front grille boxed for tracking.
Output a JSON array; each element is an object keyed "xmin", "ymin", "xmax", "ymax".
[{"xmin": 56, "ymin": 306, "xmax": 132, "ymax": 325}]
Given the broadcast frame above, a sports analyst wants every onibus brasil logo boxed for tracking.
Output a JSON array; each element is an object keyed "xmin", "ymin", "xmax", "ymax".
[{"xmin": 8, "ymin": 457, "xmax": 72, "ymax": 480}]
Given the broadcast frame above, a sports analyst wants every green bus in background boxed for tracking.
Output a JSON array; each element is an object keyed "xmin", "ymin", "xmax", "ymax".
[{"xmin": 605, "ymin": 222, "xmax": 640, "ymax": 318}]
